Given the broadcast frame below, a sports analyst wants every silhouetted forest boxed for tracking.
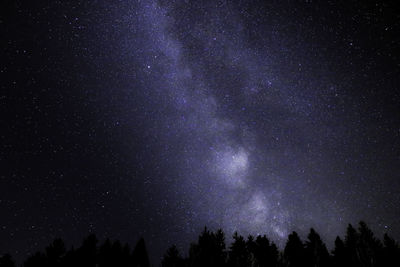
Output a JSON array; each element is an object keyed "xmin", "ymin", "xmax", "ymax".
[{"xmin": 1, "ymin": 221, "xmax": 399, "ymax": 267}]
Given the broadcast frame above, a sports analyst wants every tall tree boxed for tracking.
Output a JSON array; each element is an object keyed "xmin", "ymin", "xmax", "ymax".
[
  {"xmin": 98, "ymin": 239, "xmax": 113, "ymax": 267},
  {"xmin": 215, "ymin": 229, "xmax": 227, "ymax": 267},
  {"xmin": 228, "ymin": 232, "xmax": 250, "ymax": 267},
  {"xmin": 357, "ymin": 221, "xmax": 382, "ymax": 267},
  {"xmin": 45, "ymin": 238, "xmax": 66, "ymax": 267},
  {"xmin": 246, "ymin": 235, "xmax": 257, "ymax": 266},
  {"xmin": 111, "ymin": 240, "xmax": 124, "ymax": 267},
  {"xmin": 382, "ymin": 233, "xmax": 400, "ymax": 267},
  {"xmin": 77, "ymin": 234, "xmax": 98, "ymax": 267},
  {"xmin": 121, "ymin": 243, "xmax": 132, "ymax": 267},
  {"xmin": 63, "ymin": 247, "xmax": 77, "ymax": 267},
  {"xmin": 24, "ymin": 252, "xmax": 47, "ymax": 267},
  {"xmin": 283, "ymin": 231, "xmax": 305, "ymax": 267},
  {"xmin": 344, "ymin": 224, "xmax": 360, "ymax": 267},
  {"xmin": 250, "ymin": 235, "xmax": 279, "ymax": 267},
  {"xmin": 332, "ymin": 236, "xmax": 348, "ymax": 267},
  {"xmin": 162, "ymin": 245, "xmax": 184, "ymax": 267},
  {"xmin": 189, "ymin": 227, "xmax": 227, "ymax": 267},
  {"xmin": 304, "ymin": 228, "xmax": 330, "ymax": 267},
  {"xmin": 0, "ymin": 254, "xmax": 15, "ymax": 267},
  {"xmin": 132, "ymin": 238, "xmax": 150, "ymax": 267}
]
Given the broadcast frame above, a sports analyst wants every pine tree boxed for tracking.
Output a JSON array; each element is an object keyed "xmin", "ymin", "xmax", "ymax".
[
  {"xmin": 24, "ymin": 252, "xmax": 47, "ymax": 267},
  {"xmin": 77, "ymin": 234, "xmax": 98, "ymax": 267},
  {"xmin": 283, "ymin": 231, "xmax": 305, "ymax": 267},
  {"xmin": 98, "ymin": 239, "xmax": 113, "ymax": 267},
  {"xmin": 215, "ymin": 229, "xmax": 227, "ymax": 267},
  {"xmin": 382, "ymin": 233, "xmax": 400, "ymax": 267},
  {"xmin": 132, "ymin": 238, "xmax": 150, "ymax": 267},
  {"xmin": 357, "ymin": 221, "xmax": 382, "ymax": 267},
  {"xmin": 162, "ymin": 245, "xmax": 184, "ymax": 267},
  {"xmin": 251, "ymin": 235, "xmax": 279, "ymax": 267},
  {"xmin": 45, "ymin": 238, "xmax": 66, "ymax": 267},
  {"xmin": 188, "ymin": 227, "xmax": 227, "ymax": 267},
  {"xmin": 332, "ymin": 236, "xmax": 347, "ymax": 267},
  {"xmin": 344, "ymin": 224, "xmax": 360, "ymax": 267},
  {"xmin": 0, "ymin": 254, "xmax": 15, "ymax": 267},
  {"xmin": 305, "ymin": 228, "xmax": 330, "ymax": 267},
  {"xmin": 228, "ymin": 232, "xmax": 250, "ymax": 267}
]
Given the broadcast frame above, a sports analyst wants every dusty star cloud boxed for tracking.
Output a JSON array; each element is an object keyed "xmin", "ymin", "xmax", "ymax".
[
  {"xmin": 134, "ymin": 0, "xmax": 294, "ymax": 241},
  {"xmin": 122, "ymin": 0, "xmax": 399, "ymax": 251}
]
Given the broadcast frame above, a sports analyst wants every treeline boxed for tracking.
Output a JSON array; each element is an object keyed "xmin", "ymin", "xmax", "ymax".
[
  {"xmin": 0, "ymin": 236, "xmax": 150, "ymax": 267},
  {"xmin": 1, "ymin": 221, "xmax": 399, "ymax": 267},
  {"xmin": 164, "ymin": 221, "xmax": 400, "ymax": 267}
]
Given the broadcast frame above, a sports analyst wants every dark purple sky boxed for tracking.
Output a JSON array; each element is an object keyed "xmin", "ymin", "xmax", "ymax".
[{"xmin": 1, "ymin": 0, "xmax": 399, "ymax": 264}]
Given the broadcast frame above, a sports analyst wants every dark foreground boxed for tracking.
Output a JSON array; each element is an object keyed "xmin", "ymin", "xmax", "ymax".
[{"xmin": 0, "ymin": 221, "xmax": 399, "ymax": 267}]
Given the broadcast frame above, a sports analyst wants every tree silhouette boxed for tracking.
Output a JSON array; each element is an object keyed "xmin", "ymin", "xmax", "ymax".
[
  {"xmin": 214, "ymin": 229, "xmax": 227, "ymax": 267},
  {"xmin": 227, "ymin": 232, "xmax": 250, "ymax": 267},
  {"xmin": 63, "ymin": 246, "xmax": 77, "ymax": 267},
  {"xmin": 246, "ymin": 235, "xmax": 257, "ymax": 266},
  {"xmin": 283, "ymin": 231, "xmax": 305, "ymax": 267},
  {"xmin": 76, "ymin": 234, "xmax": 98, "ymax": 267},
  {"xmin": 357, "ymin": 221, "xmax": 382, "ymax": 267},
  {"xmin": 45, "ymin": 238, "xmax": 66, "ymax": 267},
  {"xmin": 3, "ymin": 220, "xmax": 400, "ymax": 267},
  {"xmin": 111, "ymin": 240, "xmax": 124, "ymax": 267},
  {"xmin": 122, "ymin": 243, "xmax": 133, "ymax": 267},
  {"xmin": 267, "ymin": 241, "xmax": 279, "ymax": 267},
  {"xmin": 304, "ymin": 228, "xmax": 330, "ymax": 267},
  {"xmin": 189, "ymin": 227, "xmax": 227, "ymax": 267},
  {"xmin": 382, "ymin": 233, "xmax": 400, "ymax": 267},
  {"xmin": 332, "ymin": 236, "xmax": 348, "ymax": 267},
  {"xmin": 98, "ymin": 238, "xmax": 113, "ymax": 267},
  {"xmin": 132, "ymin": 238, "xmax": 150, "ymax": 267},
  {"xmin": 249, "ymin": 235, "xmax": 279, "ymax": 267},
  {"xmin": 24, "ymin": 252, "xmax": 47, "ymax": 267},
  {"xmin": 344, "ymin": 224, "xmax": 360, "ymax": 267},
  {"xmin": 162, "ymin": 245, "xmax": 184, "ymax": 267},
  {"xmin": 0, "ymin": 254, "xmax": 15, "ymax": 267}
]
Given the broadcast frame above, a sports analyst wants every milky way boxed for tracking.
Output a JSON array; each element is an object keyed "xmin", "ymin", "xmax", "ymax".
[
  {"xmin": 115, "ymin": 0, "xmax": 399, "ymax": 250},
  {"xmin": 2, "ymin": 0, "xmax": 399, "ymax": 263},
  {"xmin": 135, "ymin": 0, "xmax": 296, "ymax": 239}
]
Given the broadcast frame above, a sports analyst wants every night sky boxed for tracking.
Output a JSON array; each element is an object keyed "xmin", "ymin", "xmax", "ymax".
[{"xmin": 1, "ymin": 0, "xmax": 400, "ymax": 264}]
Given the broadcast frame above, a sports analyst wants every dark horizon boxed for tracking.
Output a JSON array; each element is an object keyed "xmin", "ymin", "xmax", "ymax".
[
  {"xmin": 1, "ymin": 0, "xmax": 399, "ymax": 265},
  {"xmin": 1, "ymin": 221, "xmax": 400, "ymax": 266}
]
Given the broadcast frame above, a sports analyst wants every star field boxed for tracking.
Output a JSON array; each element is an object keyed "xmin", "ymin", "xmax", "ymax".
[{"xmin": 1, "ymin": 0, "xmax": 400, "ymax": 264}]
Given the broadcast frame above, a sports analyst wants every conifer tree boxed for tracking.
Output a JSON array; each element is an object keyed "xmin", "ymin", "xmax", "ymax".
[
  {"xmin": 0, "ymin": 254, "xmax": 15, "ymax": 267},
  {"xmin": 357, "ymin": 221, "xmax": 382, "ymax": 267},
  {"xmin": 332, "ymin": 236, "xmax": 348, "ymax": 267},
  {"xmin": 132, "ymin": 238, "xmax": 150, "ymax": 267},
  {"xmin": 382, "ymin": 233, "xmax": 400, "ymax": 267},
  {"xmin": 283, "ymin": 231, "xmax": 305, "ymax": 267},
  {"xmin": 305, "ymin": 228, "xmax": 330, "ymax": 267},
  {"xmin": 162, "ymin": 245, "xmax": 184, "ymax": 267},
  {"xmin": 228, "ymin": 232, "xmax": 250, "ymax": 267},
  {"xmin": 45, "ymin": 238, "xmax": 66, "ymax": 267},
  {"xmin": 344, "ymin": 224, "xmax": 360, "ymax": 267}
]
